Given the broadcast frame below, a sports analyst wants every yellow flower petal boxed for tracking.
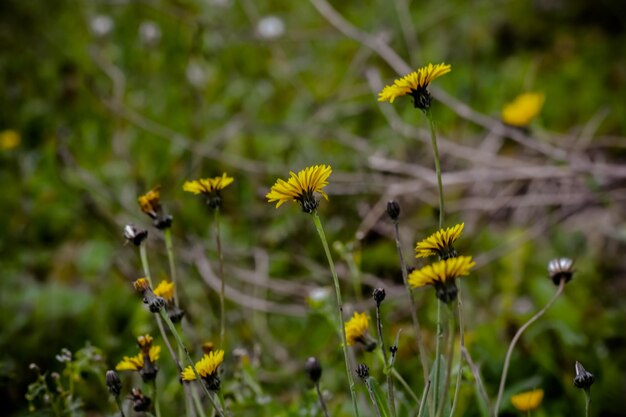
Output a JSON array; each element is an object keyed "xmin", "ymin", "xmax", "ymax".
[
  {"xmin": 415, "ymin": 223, "xmax": 464, "ymax": 259},
  {"xmin": 345, "ymin": 312, "xmax": 370, "ymax": 346},
  {"xmin": 378, "ymin": 63, "xmax": 451, "ymax": 103},
  {"xmin": 511, "ymin": 389, "xmax": 543, "ymax": 411},
  {"xmin": 501, "ymin": 92, "xmax": 544, "ymax": 127},
  {"xmin": 266, "ymin": 165, "xmax": 331, "ymax": 212},
  {"xmin": 408, "ymin": 256, "xmax": 475, "ymax": 288}
]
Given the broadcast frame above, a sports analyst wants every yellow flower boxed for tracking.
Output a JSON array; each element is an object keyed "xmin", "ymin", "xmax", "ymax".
[
  {"xmin": 153, "ymin": 280, "xmax": 175, "ymax": 302},
  {"xmin": 136, "ymin": 334, "xmax": 153, "ymax": 350},
  {"xmin": 181, "ymin": 349, "xmax": 225, "ymax": 381},
  {"xmin": 511, "ymin": 389, "xmax": 543, "ymax": 412},
  {"xmin": 133, "ymin": 278, "xmax": 151, "ymax": 293},
  {"xmin": 378, "ymin": 63, "xmax": 451, "ymax": 109},
  {"xmin": 266, "ymin": 164, "xmax": 331, "ymax": 213},
  {"xmin": 183, "ymin": 173, "xmax": 234, "ymax": 209},
  {"xmin": 138, "ymin": 187, "xmax": 162, "ymax": 219},
  {"xmin": 183, "ymin": 173, "xmax": 234, "ymax": 195},
  {"xmin": 408, "ymin": 256, "xmax": 475, "ymax": 303},
  {"xmin": 415, "ymin": 223, "xmax": 464, "ymax": 260},
  {"xmin": 501, "ymin": 92, "xmax": 544, "ymax": 127},
  {"xmin": 0, "ymin": 130, "xmax": 20, "ymax": 150},
  {"xmin": 408, "ymin": 256, "xmax": 475, "ymax": 288},
  {"xmin": 115, "ymin": 346, "xmax": 161, "ymax": 372},
  {"xmin": 345, "ymin": 312, "xmax": 370, "ymax": 346}
]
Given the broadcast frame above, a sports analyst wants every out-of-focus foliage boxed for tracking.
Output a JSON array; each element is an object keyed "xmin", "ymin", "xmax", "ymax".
[{"xmin": 2, "ymin": 0, "xmax": 626, "ymax": 416}]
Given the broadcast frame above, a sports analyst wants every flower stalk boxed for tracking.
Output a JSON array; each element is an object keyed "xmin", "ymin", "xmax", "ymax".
[
  {"xmin": 493, "ymin": 277, "xmax": 567, "ymax": 417},
  {"xmin": 312, "ymin": 212, "xmax": 360, "ymax": 417},
  {"xmin": 214, "ymin": 208, "xmax": 226, "ymax": 346}
]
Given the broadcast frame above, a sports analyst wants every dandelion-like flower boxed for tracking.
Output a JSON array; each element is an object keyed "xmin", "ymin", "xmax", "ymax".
[
  {"xmin": 183, "ymin": 173, "xmax": 234, "ymax": 209},
  {"xmin": 378, "ymin": 63, "xmax": 451, "ymax": 110},
  {"xmin": 133, "ymin": 278, "xmax": 165, "ymax": 313},
  {"xmin": 138, "ymin": 186, "xmax": 172, "ymax": 229},
  {"xmin": 181, "ymin": 349, "xmax": 225, "ymax": 391},
  {"xmin": 345, "ymin": 312, "xmax": 375, "ymax": 350},
  {"xmin": 154, "ymin": 280, "xmax": 184, "ymax": 322},
  {"xmin": 415, "ymin": 223, "xmax": 464, "ymax": 260},
  {"xmin": 408, "ymin": 256, "xmax": 475, "ymax": 303},
  {"xmin": 115, "ymin": 342, "xmax": 161, "ymax": 382},
  {"xmin": 501, "ymin": 92, "xmax": 544, "ymax": 127},
  {"xmin": 153, "ymin": 281, "xmax": 174, "ymax": 302},
  {"xmin": 0, "ymin": 130, "xmax": 20, "ymax": 150},
  {"xmin": 510, "ymin": 388, "xmax": 543, "ymax": 412},
  {"xmin": 266, "ymin": 165, "xmax": 332, "ymax": 214}
]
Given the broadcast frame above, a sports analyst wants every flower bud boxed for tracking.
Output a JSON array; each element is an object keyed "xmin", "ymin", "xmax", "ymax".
[
  {"xmin": 574, "ymin": 361, "xmax": 595, "ymax": 390},
  {"xmin": 373, "ymin": 288, "xmax": 386, "ymax": 305},
  {"xmin": 386, "ymin": 200, "xmax": 400, "ymax": 221},
  {"xmin": 548, "ymin": 258, "xmax": 574, "ymax": 286},
  {"xmin": 356, "ymin": 363, "xmax": 369, "ymax": 380},
  {"xmin": 305, "ymin": 357, "xmax": 322, "ymax": 383},
  {"xmin": 106, "ymin": 370, "xmax": 122, "ymax": 397}
]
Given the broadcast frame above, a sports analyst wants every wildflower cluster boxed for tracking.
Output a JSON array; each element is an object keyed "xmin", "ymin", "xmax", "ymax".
[{"xmin": 408, "ymin": 223, "xmax": 474, "ymax": 303}]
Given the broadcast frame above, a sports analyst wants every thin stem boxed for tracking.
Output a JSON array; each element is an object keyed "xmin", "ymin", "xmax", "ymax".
[
  {"xmin": 392, "ymin": 221, "xmax": 430, "ymax": 386},
  {"xmin": 584, "ymin": 389, "xmax": 591, "ymax": 417},
  {"xmin": 163, "ymin": 228, "xmax": 180, "ymax": 307},
  {"xmin": 433, "ymin": 299, "xmax": 442, "ymax": 415},
  {"xmin": 449, "ymin": 288, "xmax": 463, "ymax": 417},
  {"xmin": 417, "ymin": 379, "xmax": 431, "ymax": 417},
  {"xmin": 312, "ymin": 212, "xmax": 360, "ymax": 417},
  {"xmin": 375, "ymin": 303, "xmax": 396, "ymax": 417},
  {"xmin": 314, "ymin": 382, "xmax": 331, "ymax": 417},
  {"xmin": 115, "ymin": 397, "xmax": 127, "ymax": 417},
  {"xmin": 214, "ymin": 208, "xmax": 226, "ymax": 346},
  {"xmin": 158, "ymin": 310, "xmax": 226, "ymax": 417},
  {"xmin": 364, "ymin": 378, "xmax": 383, "ymax": 417},
  {"xmin": 493, "ymin": 278, "xmax": 566, "ymax": 417},
  {"xmin": 391, "ymin": 368, "xmax": 420, "ymax": 404},
  {"xmin": 152, "ymin": 380, "xmax": 162, "ymax": 417},
  {"xmin": 155, "ymin": 315, "xmax": 182, "ymax": 372},
  {"xmin": 217, "ymin": 391, "xmax": 228, "ymax": 417},
  {"xmin": 139, "ymin": 244, "xmax": 153, "ymax": 286},
  {"xmin": 191, "ymin": 385, "xmax": 208, "ymax": 417},
  {"xmin": 437, "ymin": 307, "xmax": 455, "ymax": 417},
  {"xmin": 461, "ymin": 347, "xmax": 490, "ymax": 412},
  {"xmin": 425, "ymin": 108, "xmax": 444, "ymax": 229}
]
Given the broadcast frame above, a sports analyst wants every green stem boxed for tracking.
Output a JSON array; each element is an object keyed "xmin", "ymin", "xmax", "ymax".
[
  {"xmin": 493, "ymin": 278, "xmax": 566, "ymax": 417},
  {"xmin": 364, "ymin": 378, "xmax": 383, "ymax": 417},
  {"xmin": 158, "ymin": 310, "xmax": 226, "ymax": 417},
  {"xmin": 115, "ymin": 396, "xmax": 126, "ymax": 417},
  {"xmin": 214, "ymin": 208, "xmax": 226, "ymax": 346},
  {"xmin": 425, "ymin": 108, "xmax": 444, "ymax": 229},
  {"xmin": 450, "ymin": 282, "xmax": 474, "ymax": 417},
  {"xmin": 217, "ymin": 391, "xmax": 228, "ymax": 417},
  {"xmin": 312, "ymin": 212, "xmax": 360, "ymax": 417},
  {"xmin": 163, "ymin": 228, "xmax": 180, "ymax": 307},
  {"xmin": 315, "ymin": 382, "xmax": 331, "ymax": 417},
  {"xmin": 437, "ymin": 307, "xmax": 455, "ymax": 417},
  {"xmin": 417, "ymin": 379, "xmax": 432, "ymax": 417},
  {"xmin": 139, "ymin": 243, "xmax": 153, "ymax": 287},
  {"xmin": 584, "ymin": 389, "xmax": 591, "ymax": 417},
  {"xmin": 152, "ymin": 380, "xmax": 162, "ymax": 417},
  {"xmin": 191, "ymin": 385, "xmax": 208, "ymax": 417},
  {"xmin": 433, "ymin": 299, "xmax": 442, "ymax": 416},
  {"xmin": 391, "ymin": 368, "xmax": 420, "ymax": 404},
  {"xmin": 392, "ymin": 221, "xmax": 430, "ymax": 386},
  {"xmin": 375, "ymin": 303, "xmax": 396, "ymax": 417}
]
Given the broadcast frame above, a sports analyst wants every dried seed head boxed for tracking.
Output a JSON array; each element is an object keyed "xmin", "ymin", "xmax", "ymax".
[
  {"xmin": 356, "ymin": 363, "xmax": 369, "ymax": 380},
  {"xmin": 373, "ymin": 288, "xmax": 386, "ymax": 305},
  {"xmin": 106, "ymin": 370, "xmax": 122, "ymax": 397},
  {"xmin": 123, "ymin": 224, "xmax": 148, "ymax": 246},
  {"xmin": 386, "ymin": 200, "xmax": 400, "ymax": 221},
  {"xmin": 574, "ymin": 361, "xmax": 595, "ymax": 390},
  {"xmin": 129, "ymin": 388, "xmax": 151, "ymax": 412},
  {"xmin": 548, "ymin": 258, "xmax": 574, "ymax": 286},
  {"xmin": 305, "ymin": 357, "xmax": 322, "ymax": 383}
]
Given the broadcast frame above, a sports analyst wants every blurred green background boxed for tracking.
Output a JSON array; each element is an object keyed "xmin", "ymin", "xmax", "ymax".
[{"xmin": 2, "ymin": 0, "xmax": 626, "ymax": 416}]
